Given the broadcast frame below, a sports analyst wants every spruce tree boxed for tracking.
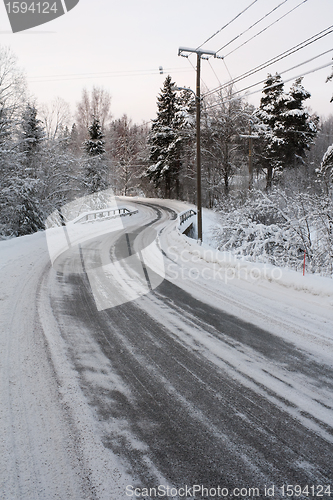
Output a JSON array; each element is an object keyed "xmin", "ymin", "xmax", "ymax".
[
  {"xmin": 174, "ymin": 89, "xmax": 196, "ymax": 200},
  {"xmin": 84, "ymin": 116, "xmax": 105, "ymax": 156},
  {"xmin": 0, "ymin": 103, "xmax": 18, "ymax": 235},
  {"xmin": 257, "ymin": 73, "xmax": 287, "ymax": 189},
  {"xmin": 0, "ymin": 54, "xmax": 45, "ymax": 237},
  {"xmin": 282, "ymin": 78, "xmax": 318, "ymax": 166},
  {"xmin": 69, "ymin": 123, "xmax": 80, "ymax": 154},
  {"xmin": 147, "ymin": 75, "xmax": 181, "ymax": 198},
  {"xmin": 21, "ymin": 103, "xmax": 44, "ymax": 175},
  {"xmin": 83, "ymin": 116, "xmax": 107, "ymax": 193},
  {"xmin": 13, "ymin": 180, "xmax": 45, "ymax": 236},
  {"xmin": 257, "ymin": 75, "xmax": 318, "ymax": 189},
  {"xmin": 10, "ymin": 102, "xmax": 46, "ymax": 236}
]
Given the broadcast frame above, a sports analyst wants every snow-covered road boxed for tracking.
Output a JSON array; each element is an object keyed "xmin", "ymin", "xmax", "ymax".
[
  {"xmin": 1, "ymin": 198, "xmax": 332, "ymax": 499},
  {"xmin": 0, "ymin": 233, "xmax": 93, "ymax": 499}
]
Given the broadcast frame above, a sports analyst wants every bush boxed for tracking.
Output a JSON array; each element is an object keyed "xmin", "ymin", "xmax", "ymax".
[{"xmin": 213, "ymin": 189, "xmax": 333, "ymax": 276}]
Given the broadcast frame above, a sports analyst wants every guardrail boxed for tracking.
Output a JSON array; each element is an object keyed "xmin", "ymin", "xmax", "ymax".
[
  {"xmin": 73, "ymin": 207, "xmax": 138, "ymax": 224},
  {"xmin": 178, "ymin": 209, "xmax": 196, "ymax": 235}
]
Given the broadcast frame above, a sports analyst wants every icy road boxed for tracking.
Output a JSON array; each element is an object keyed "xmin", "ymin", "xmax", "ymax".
[{"xmin": 0, "ymin": 199, "xmax": 333, "ymax": 499}]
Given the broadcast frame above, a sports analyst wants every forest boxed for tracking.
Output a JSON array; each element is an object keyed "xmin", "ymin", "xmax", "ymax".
[{"xmin": 1, "ymin": 45, "xmax": 333, "ymax": 276}]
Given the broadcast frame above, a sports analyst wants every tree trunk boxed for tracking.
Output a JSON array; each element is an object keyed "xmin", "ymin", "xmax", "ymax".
[
  {"xmin": 224, "ymin": 171, "xmax": 229, "ymax": 195},
  {"xmin": 266, "ymin": 165, "xmax": 273, "ymax": 191}
]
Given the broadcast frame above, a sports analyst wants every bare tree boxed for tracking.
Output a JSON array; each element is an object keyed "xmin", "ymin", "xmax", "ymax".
[
  {"xmin": 202, "ymin": 86, "xmax": 249, "ymax": 203},
  {"xmin": 40, "ymin": 97, "xmax": 71, "ymax": 141},
  {"xmin": 75, "ymin": 86, "xmax": 112, "ymax": 138},
  {"xmin": 109, "ymin": 115, "xmax": 148, "ymax": 195},
  {"xmin": 0, "ymin": 46, "xmax": 26, "ymax": 115}
]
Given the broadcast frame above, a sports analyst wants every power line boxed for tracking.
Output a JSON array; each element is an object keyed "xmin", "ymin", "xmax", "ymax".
[
  {"xmin": 222, "ymin": 59, "xmax": 237, "ymax": 88},
  {"xmin": 204, "ymin": 60, "xmax": 333, "ymax": 111},
  {"xmin": 179, "ymin": 2, "xmax": 309, "ymax": 108},
  {"xmin": 204, "ymin": 25, "xmax": 333, "ymax": 98},
  {"xmin": 208, "ymin": 59, "xmax": 222, "ymax": 87},
  {"xmin": 195, "ymin": 0, "xmax": 259, "ymax": 50},
  {"xmin": 223, "ymin": 0, "xmax": 308, "ymax": 58},
  {"xmin": 30, "ymin": 68, "xmax": 167, "ymax": 79},
  {"xmin": 28, "ymin": 67, "xmax": 192, "ymax": 83},
  {"xmin": 208, "ymin": 49, "xmax": 332, "ymax": 104},
  {"xmin": 216, "ymin": 0, "xmax": 290, "ymax": 54}
]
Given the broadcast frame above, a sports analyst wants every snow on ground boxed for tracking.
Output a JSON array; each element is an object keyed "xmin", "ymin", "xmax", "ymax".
[
  {"xmin": 0, "ymin": 231, "xmax": 133, "ymax": 499},
  {"xmin": 140, "ymin": 199, "xmax": 333, "ymax": 363},
  {"xmin": 0, "ymin": 197, "xmax": 332, "ymax": 498}
]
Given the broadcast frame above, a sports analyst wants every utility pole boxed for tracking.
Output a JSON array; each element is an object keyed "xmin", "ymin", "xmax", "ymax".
[
  {"xmin": 240, "ymin": 119, "xmax": 259, "ymax": 190},
  {"xmin": 196, "ymin": 52, "xmax": 203, "ymax": 242},
  {"xmin": 248, "ymin": 121, "xmax": 253, "ymax": 190},
  {"xmin": 178, "ymin": 47, "xmax": 216, "ymax": 242}
]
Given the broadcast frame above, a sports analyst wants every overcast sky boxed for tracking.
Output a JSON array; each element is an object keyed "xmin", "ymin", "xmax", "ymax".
[{"xmin": 1, "ymin": 0, "xmax": 333, "ymax": 124}]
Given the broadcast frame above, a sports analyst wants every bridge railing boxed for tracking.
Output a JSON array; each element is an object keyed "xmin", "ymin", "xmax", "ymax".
[
  {"xmin": 178, "ymin": 209, "xmax": 196, "ymax": 225},
  {"xmin": 178, "ymin": 209, "xmax": 196, "ymax": 235},
  {"xmin": 72, "ymin": 207, "xmax": 138, "ymax": 224}
]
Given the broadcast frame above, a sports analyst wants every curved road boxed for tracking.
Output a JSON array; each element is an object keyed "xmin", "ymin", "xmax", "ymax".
[{"xmin": 40, "ymin": 200, "xmax": 333, "ymax": 499}]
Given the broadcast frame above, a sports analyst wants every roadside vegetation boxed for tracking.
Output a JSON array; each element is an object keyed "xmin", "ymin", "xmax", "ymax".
[{"xmin": 1, "ymin": 46, "xmax": 332, "ymax": 276}]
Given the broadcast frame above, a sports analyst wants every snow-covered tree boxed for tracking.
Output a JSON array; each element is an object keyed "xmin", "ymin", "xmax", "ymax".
[
  {"xmin": 0, "ymin": 47, "xmax": 42, "ymax": 237},
  {"xmin": 39, "ymin": 134, "xmax": 83, "ymax": 216},
  {"xmin": 308, "ymin": 115, "xmax": 333, "ymax": 171},
  {"xmin": 21, "ymin": 102, "xmax": 45, "ymax": 175},
  {"xmin": 0, "ymin": 49, "xmax": 82, "ymax": 237},
  {"xmin": 0, "ymin": 104, "xmax": 12, "ymax": 144},
  {"xmin": 317, "ymin": 144, "xmax": 333, "ymax": 193},
  {"xmin": 256, "ymin": 73, "xmax": 287, "ymax": 189},
  {"xmin": 10, "ymin": 180, "xmax": 45, "ymax": 236},
  {"xmin": 67, "ymin": 122, "xmax": 81, "ymax": 155},
  {"xmin": 109, "ymin": 114, "xmax": 148, "ymax": 195},
  {"xmin": 202, "ymin": 86, "xmax": 250, "ymax": 202},
  {"xmin": 281, "ymin": 78, "xmax": 318, "ymax": 166},
  {"xmin": 4, "ymin": 102, "xmax": 46, "ymax": 236},
  {"xmin": 76, "ymin": 86, "xmax": 112, "ymax": 139},
  {"xmin": 257, "ymin": 74, "xmax": 317, "ymax": 189},
  {"xmin": 83, "ymin": 116, "xmax": 107, "ymax": 193},
  {"xmin": 172, "ymin": 88, "xmax": 196, "ymax": 200},
  {"xmin": 214, "ymin": 188, "xmax": 333, "ymax": 276},
  {"xmin": 84, "ymin": 116, "xmax": 105, "ymax": 157},
  {"xmin": 147, "ymin": 75, "xmax": 183, "ymax": 198},
  {"xmin": 0, "ymin": 46, "xmax": 26, "ymax": 122}
]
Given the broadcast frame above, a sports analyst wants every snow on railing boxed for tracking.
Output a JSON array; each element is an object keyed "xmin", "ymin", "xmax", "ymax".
[
  {"xmin": 177, "ymin": 209, "xmax": 196, "ymax": 235},
  {"xmin": 71, "ymin": 207, "xmax": 138, "ymax": 224}
]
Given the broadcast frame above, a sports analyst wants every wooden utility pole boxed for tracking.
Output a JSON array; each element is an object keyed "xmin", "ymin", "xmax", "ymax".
[
  {"xmin": 240, "ymin": 120, "xmax": 259, "ymax": 191},
  {"xmin": 178, "ymin": 46, "xmax": 216, "ymax": 242},
  {"xmin": 248, "ymin": 122, "xmax": 253, "ymax": 190},
  {"xmin": 196, "ymin": 52, "xmax": 202, "ymax": 242}
]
